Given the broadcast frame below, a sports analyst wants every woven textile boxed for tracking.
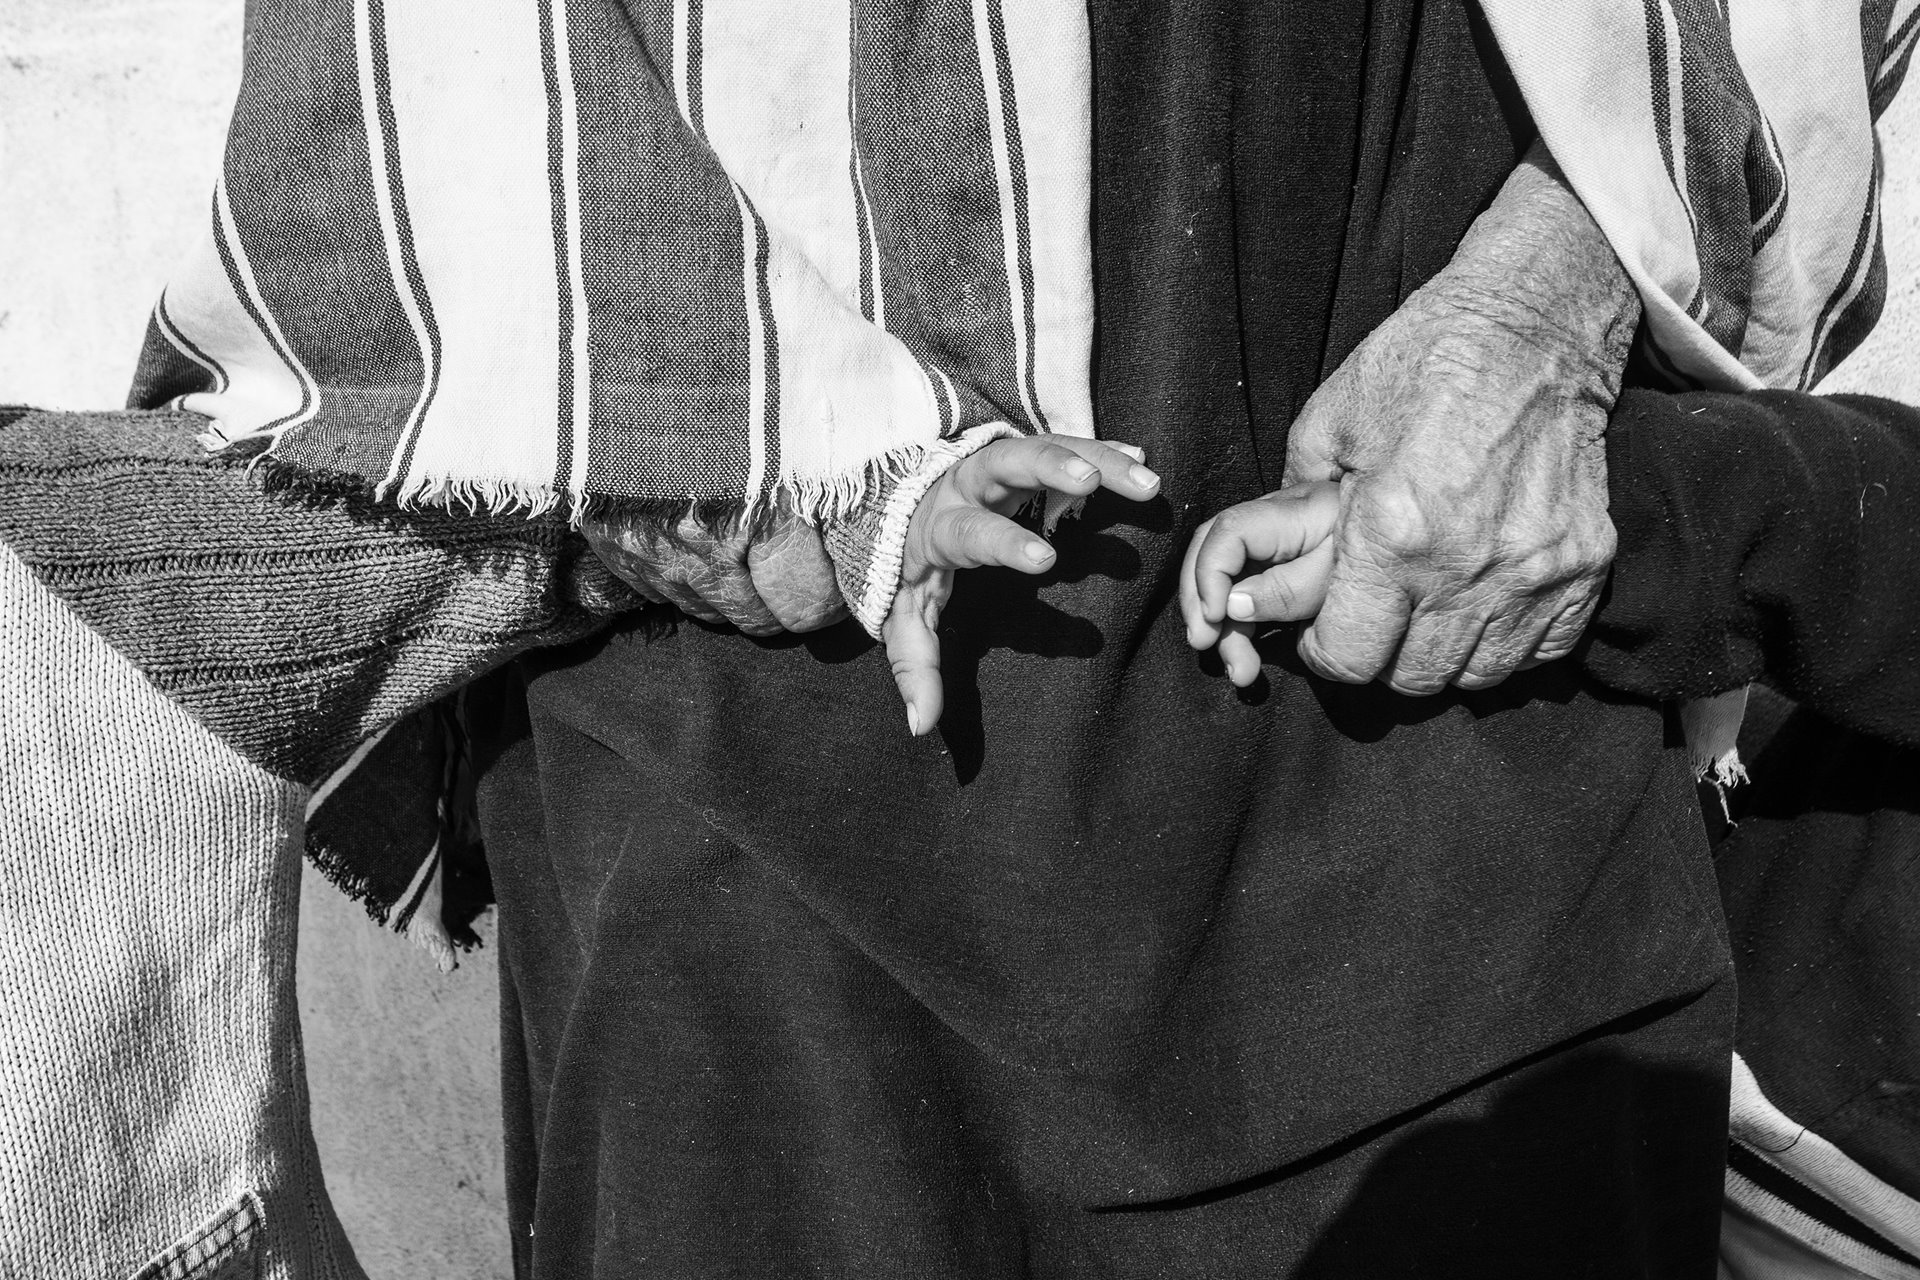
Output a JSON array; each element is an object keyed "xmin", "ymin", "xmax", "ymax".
[
  {"xmin": 0, "ymin": 543, "xmax": 361, "ymax": 1279},
  {"xmin": 1721, "ymin": 1055, "xmax": 1920, "ymax": 1280},
  {"xmin": 1483, "ymin": 0, "xmax": 1918, "ymax": 392},
  {"xmin": 128, "ymin": 0, "xmax": 1094, "ymax": 523},
  {"xmin": 0, "ymin": 405, "xmax": 642, "ymax": 950}
]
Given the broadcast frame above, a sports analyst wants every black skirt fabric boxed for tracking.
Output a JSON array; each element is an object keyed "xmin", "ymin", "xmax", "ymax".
[{"xmin": 472, "ymin": 2, "xmax": 1734, "ymax": 1274}]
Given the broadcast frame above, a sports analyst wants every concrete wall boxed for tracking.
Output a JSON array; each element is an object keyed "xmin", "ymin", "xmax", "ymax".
[{"xmin": 0, "ymin": 5, "xmax": 1915, "ymax": 1278}]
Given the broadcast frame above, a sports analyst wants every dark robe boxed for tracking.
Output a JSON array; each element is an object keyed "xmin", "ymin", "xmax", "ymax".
[{"xmin": 471, "ymin": 2, "xmax": 1735, "ymax": 1274}]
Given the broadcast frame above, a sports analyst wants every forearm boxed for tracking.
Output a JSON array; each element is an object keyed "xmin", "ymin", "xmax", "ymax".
[{"xmin": 1586, "ymin": 387, "xmax": 1920, "ymax": 744}]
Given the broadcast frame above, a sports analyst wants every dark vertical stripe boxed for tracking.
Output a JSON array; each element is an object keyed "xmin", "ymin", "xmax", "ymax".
[
  {"xmin": 1643, "ymin": 0, "xmax": 1683, "ymax": 216},
  {"xmin": 1671, "ymin": 0, "xmax": 1757, "ymax": 354},
  {"xmin": 537, "ymin": 0, "xmax": 578, "ymax": 498},
  {"xmin": 158, "ymin": 292, "xmax": 231, "ymax": 393},
  {"xmin": 207, "ymin": 0, "xmax": 429, "ymax": 477},
  {"xmin": 983, "ymin": 0, "xmax": 1046, "ymax": 430},
  {"xmin": 1749, "ymin": 121, "xmax": 1790, "ymax": 256},
  {"xmin": 566, "ymin": 0, "xmax": 750, "ymax": 502},
  {"xmin": 209, "ymin": 194, "xmax": 314, "ymax": 433},
  {"xmin": 1872, "ymin": 9, "xmax": 1920, "ymax": 118},
  {"xmin": 365, "ymin": 0, "xmax": 444, "ymax": 488},
  {"xmin": 852, "ymin": 0, "xmax": 1033, "ymax": 433},
  {"xmin": 741, "ymin": 190, "xmax": 782, "ymax": 494},
  {"xmin": 1799, "ymin": 143, "xmax": 1883, "ymax": 388}
]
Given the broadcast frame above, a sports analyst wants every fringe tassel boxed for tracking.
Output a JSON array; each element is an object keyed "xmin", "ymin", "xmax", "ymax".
[{"xmin": 220, "ymin": 425, "xmax": 946, "ymax": 537}]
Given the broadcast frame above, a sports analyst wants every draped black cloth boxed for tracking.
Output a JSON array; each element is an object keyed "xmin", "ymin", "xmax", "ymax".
[{"xmin": 472, "ymin": 2, "xmax": 1735, "ymax": 1274}]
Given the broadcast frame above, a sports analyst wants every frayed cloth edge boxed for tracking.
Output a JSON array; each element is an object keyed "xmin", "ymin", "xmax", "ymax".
[{"xmin": 220, "ymin": 430, "xmax": 945, "ymax": 537}]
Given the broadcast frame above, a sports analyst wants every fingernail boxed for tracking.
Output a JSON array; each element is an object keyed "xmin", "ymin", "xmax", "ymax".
[
  {"xmin": 1025, "ymin": 541, "xmax": 1055, "ymax": 565},
  {"xmin": 1115, "ymin": 443, "xmax": 1146, "ymax": 462},
  {"xmin": 1227, "ymin": 592, "xmax": 1254, "ymax": 620},
  {"xmin": 1065, "ymin": 459, "xmax": 1098, "ymax": 484},
  {"xmin": 1129, "ymin": 465, "xmax": 1160, "ymax": 490},
  {"xmin": 906, "ymin": 705, "xmax": 921, "ymax": 736}
]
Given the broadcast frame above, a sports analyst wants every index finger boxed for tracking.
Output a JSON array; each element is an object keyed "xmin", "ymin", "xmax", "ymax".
[
  {"xmin": 1178, "ymin": 514, "xmax": 1222, "ymax": 648},
  {"xmin": 953, "ymin": 436, "xmax": 1161, "ymax": 510}
]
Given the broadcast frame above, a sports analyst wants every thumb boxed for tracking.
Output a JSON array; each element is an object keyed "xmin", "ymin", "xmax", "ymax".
[
  {"xmin": 883, "ymin": 581, "xmax": 947, "ymax": 735},
  {"xmin": 1226, "ymin": 536, "xmax": 1336, "ymax": 623}
]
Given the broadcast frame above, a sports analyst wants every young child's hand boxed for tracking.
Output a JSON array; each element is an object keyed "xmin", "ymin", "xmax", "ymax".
[
  {"xmin": 887, "ymin": 436, "xmax": 1160, "ymax": 734},
  {"xmin": 1178, "ymin": 480, "xmax": 1341, "ymax": 687}
]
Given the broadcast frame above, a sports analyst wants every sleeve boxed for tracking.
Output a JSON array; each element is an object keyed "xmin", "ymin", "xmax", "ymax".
[
  {"xmin": 0, "ymin": 406, "xmax": 643, "ymax": 788},
  {"xmin": 819, "ymin": 423, "xmax": 1021, "ymax": 636},
  {"xmin": 1583, "ymin": 386, "xmax": 1920, "ymax": 745}
]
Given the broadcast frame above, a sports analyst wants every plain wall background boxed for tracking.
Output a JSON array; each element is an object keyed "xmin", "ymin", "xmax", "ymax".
[{"xmin": 1, "ymin": 6, "xmax": 1915, "ymax": 1278}]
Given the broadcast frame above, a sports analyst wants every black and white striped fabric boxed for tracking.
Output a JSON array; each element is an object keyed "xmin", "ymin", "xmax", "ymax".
[
  {"xmin": 1484, "ymin": 0, "xmax": 1918, "ymax": 394},
  {"xmin": 1484, "ymin": 0, "xmax": 1918, "ymax": 787},
  {"xmin": 130, "ymin": 0, "xmax": 1094, "ymax": 524},
  {"xmin": 131, "ymin": 1, "xmax": 1911, "ymax": 529},
  {"xmin": 1721, "ymin": 1055, "xmax": 1920, "ymax": 1280}
]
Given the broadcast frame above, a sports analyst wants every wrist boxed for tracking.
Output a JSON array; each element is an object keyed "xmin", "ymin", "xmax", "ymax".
[{"xmin": 1434, "ymin": 143, "xmax": 1641, "ymax": 404}]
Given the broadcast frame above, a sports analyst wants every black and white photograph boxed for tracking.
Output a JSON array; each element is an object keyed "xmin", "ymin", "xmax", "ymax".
[{"xmin": 1, "ymin": 1, "xmax": 1916, "ymax": 1275}]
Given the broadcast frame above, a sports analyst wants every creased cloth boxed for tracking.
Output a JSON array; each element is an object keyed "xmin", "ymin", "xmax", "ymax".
[
  {"xmin": 1481, "ymin": 0, "xmax": 1920, "ymax": 783},
  {"xmin": 0, "ymin": 538, "xmax": 362, "ymax": 1279},
  {"xmin": 0, "ymin": 406, "xmax": 641, "ymax": 963}
]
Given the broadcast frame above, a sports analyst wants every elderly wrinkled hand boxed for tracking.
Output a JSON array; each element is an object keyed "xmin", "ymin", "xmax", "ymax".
[
  {"xmin": 1279, "ymin": 144, "xmax": 1640, "ymax": 695},
  {"xmin": 584, "ymin": 503, "xmax": 849, "ymax": 636}
]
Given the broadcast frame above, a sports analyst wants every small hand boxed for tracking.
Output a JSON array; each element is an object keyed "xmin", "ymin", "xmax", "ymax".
[
  {"xmin": 886, "ymin": 435, "xmax": 1161, "ymax": 734},
  {"xmin": 1178, "ymin": 480, "xmax": 1340, "ymax": 686},
  {"xmin": 584, "ymin": 503, "xmax": 848, "ymax": 636},
  {"xmin": 1283, "ymin": 144, "xmax": 1638, "ymax": 695}
]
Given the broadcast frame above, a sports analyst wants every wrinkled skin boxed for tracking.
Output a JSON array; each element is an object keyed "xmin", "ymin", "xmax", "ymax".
[
  {"xmin": 583, "ymin": 505, "xmax": 847, "ymax": 636},
  {"xmin": 1222, "ymin": 143, "xmax": 1641, "ymax": 695}
]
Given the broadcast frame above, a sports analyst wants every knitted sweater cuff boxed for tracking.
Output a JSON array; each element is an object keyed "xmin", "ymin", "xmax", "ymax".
[{"xmin": 822, "ymin": 423, "xmax": 1018, "ymax": 637}]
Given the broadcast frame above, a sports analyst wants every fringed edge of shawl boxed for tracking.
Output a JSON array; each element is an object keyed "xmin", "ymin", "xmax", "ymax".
[{"xmin": 232, "ymin": 429, "xmax": 951, "ymax": 544}]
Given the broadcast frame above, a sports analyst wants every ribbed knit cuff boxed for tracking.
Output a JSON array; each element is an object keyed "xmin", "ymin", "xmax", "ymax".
[{"xmin": 822, "ymin": 422, "xmax": 1018, "ymax": 637}]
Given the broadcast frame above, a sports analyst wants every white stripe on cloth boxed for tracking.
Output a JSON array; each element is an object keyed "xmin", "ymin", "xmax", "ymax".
[
  {"xmin": 1723, "ymin": 1054, "xmax": 1920, "ymax": 1280},
  {"xmin": 153, "ymin": 291, "xmax": 229, "ymax": 395},
  {"xmin": 728, "ymin": 181, "xmax": 773, "ymax": 502},
  {"xmin": 700, "ymin": 0, "xmax": 945, "ymax": 503},
  {"xmin": 1481, "ymin": 0, "xmax": 1753, "ymax": 390},
  {"xmin": 548, "ymin": 0, "xmax": 594, "ymax": 519},
  {"xmin": 163, "ymin": 196, "xmax": 315, "ymax": 444},
  {"xmin": 997, "ymin": 0, "xmax": 1095, "ymax": 442},
  {"xmin": 377, "ymin": 0, "xmax": 563, "ymax": 512},
  {"xmin": 353, "ymin": 0, "xmax": 437, "ymax": 500},
  {"xmin": 670, "ymin": 0, "xmax": 695, "ymax": 129},
  {"xmin": 1652, "ymin": 0, "xmax": 1698, "ymax": 237},
  {"xmin": 1732, "ymin": 0, "xmax": 1879, "ymax": 387},
  {"xmin": 303, "ymin": 721, "xmax": 394, "ymax": 822},
  {"xmin": 214, "ymin": 182, "xmax": 322, "ymax": 435}
]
